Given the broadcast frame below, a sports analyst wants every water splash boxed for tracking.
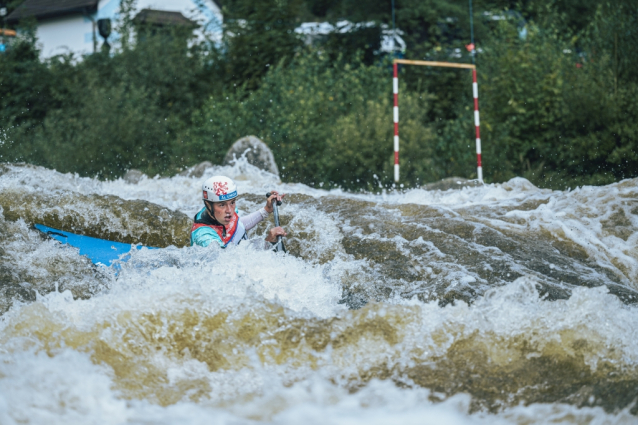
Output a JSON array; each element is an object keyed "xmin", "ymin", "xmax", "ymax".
[{"xmin": 1, "ymin": 161, "xmax": 637, "ymax": 423}]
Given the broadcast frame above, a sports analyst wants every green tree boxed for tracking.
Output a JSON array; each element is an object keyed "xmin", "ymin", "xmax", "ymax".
[
  {"xmin": 183, "ymin": 52, "xmax": 437, "ymax": 190},
  {"xmin": 0, "ymin": 30, "xmax": 52, "ymax": 163},
  {"xmin": 1, "ymin": 1, "xmax": 220, "ymax": 177},
  {"xmin": 476, "ymin": 2, "xmax": 638, "ymax": 187},
  {"xmin": 222, "ymin": 0, "xmax": 304, "ymax": 90}
]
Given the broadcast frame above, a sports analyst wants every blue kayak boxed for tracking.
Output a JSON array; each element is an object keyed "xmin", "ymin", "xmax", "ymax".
[{"xmin": 34, "ymin": 223, "xmax": 158, "ymax": 267}]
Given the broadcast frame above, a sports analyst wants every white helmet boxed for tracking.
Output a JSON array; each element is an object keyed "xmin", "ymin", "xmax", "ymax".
[{"xmin": 202, "ymin": 176, "xmax": 238, "ymax": 202}]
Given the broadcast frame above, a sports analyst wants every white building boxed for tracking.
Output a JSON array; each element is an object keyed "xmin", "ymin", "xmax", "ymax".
[{"xmin": 6, "ymin": 0, "xmax": 222, "ymax": 59}]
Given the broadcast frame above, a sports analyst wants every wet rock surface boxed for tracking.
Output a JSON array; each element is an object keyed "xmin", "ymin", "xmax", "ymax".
[
  {"xmin": 223, "ymin": 135, "xmax": 280, "ymax": 176},
  {"xmin": 0, "ymin": 187, "xmax": 191, "ymax": 247},
  {"xmin": 179, "ymin": 161, "xmax": 214, "ymax": 178},
  {"xmin": 122, "ymin": 169, "xmax": 146, "ymax": 184}
]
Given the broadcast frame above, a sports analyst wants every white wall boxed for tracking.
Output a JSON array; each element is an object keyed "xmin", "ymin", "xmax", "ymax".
[
  {"xmin": 36, "ymin": 15, "xmax": 96, "ymax": 58},
  {"xmin": 36, "ymin": 0, "xmax": 222, "ymax": 59}
]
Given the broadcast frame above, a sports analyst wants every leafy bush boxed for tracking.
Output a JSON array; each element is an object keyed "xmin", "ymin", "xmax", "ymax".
[
  {"xmin": 183, "ymin": 52, "xmax": 438, "ymax": 190},
  {"xmin": 477, "ymin": 1, "xmax": 638, "ymax": 188},
  {"xmin": 1, "ymin": 19, "xmax": 216, "ymax": 178},
  {"xmin": 0, "ymin": 0, "xmax": 636, "ymax": 191}
]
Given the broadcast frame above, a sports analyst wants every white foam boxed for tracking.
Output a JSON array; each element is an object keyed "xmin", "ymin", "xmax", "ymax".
[
  {"xmin": 3, "ymin": 278, "xmax": 637, "ymax": 425},
  {"xmin": 1, "ymin": 163, "xmax": 638, "ymax": 423},
  {"xmin": 0, "ymin": 349, "xmax": 127, "ymax": 425}
]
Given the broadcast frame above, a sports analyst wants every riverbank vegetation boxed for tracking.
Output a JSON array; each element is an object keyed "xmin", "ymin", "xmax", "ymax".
[{"xmin": 0, "ymin": 0, "xmax": 636, "ymax": 190}]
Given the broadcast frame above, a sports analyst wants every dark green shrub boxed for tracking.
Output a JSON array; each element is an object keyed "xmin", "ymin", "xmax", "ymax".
[
  {"xmin": 476, "ymin": 2, "xmax": 638, "ymax": 188},
  {"xmin": 183, "ymin": 52, "xmax": 438, "ymax": 190}
]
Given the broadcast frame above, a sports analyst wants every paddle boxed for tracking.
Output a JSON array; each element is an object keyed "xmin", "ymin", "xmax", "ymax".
[{"xmin": 266, "ymin": 192, "xmax": 286, "ymax": 253}]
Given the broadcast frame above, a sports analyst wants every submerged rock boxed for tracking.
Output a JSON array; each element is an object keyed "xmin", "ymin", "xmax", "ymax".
[
  {"xmin": 179, "ymin": 161, "xmax": 213, "ymax": 178},
  {"xmin": 0, "ymin": 188, "xmax": 191, "ymax": 247},
  {"xmin": 223, "ymin": 136, "xmax": 280, "ymax": 176},
  {"xmin": 422, "ymin": 177, "xmax": 482, "ymax": 191},
  {"xmin": 123, "ymin": 169, "xmax": 146, "ymax": 184}
]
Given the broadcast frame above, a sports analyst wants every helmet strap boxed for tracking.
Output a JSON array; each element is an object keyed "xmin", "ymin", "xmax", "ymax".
[{"xmin": 204, "ymin": 201, "xmax": 224, "ymax": 227}]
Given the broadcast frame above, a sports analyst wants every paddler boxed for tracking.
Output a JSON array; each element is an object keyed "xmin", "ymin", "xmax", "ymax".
[{"xmin": 190, "ymin": 175, "xmax": 287, "ymax": 249}]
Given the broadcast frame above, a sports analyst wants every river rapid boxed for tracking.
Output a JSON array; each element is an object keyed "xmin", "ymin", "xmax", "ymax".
[{"xmin": 0, "ymin": 160, "xmax": 637, "ymax": 424}]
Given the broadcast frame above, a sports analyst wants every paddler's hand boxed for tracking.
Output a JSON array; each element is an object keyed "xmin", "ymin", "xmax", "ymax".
[
  {"xmin": 265, "ymin": 191, "xmax": 285, "ymax": 213},
  {"xmin": 265, "ymin": 226, "xmax": 287, "ymax": 243}
]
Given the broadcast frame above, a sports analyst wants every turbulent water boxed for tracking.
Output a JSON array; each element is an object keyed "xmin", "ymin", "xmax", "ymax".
[{"xmin": 1, "ymin": 160, "xmax": 637, "ymax": 424}]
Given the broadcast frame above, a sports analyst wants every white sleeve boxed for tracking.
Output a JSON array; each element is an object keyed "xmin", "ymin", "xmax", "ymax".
[{"xmin": 240, "ymin": 208, "xmax": 269, "ymax": 231}]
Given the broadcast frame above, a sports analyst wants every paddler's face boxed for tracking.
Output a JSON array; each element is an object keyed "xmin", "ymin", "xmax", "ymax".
[{"xmin": 211, "ymin": 199, "xmax": 236, "ymax": 226}]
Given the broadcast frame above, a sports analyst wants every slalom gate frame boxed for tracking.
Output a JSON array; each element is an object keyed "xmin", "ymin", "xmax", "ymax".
[{"xmin": 392, "ymin": 59, "xmax": 482, "ymax": 183}]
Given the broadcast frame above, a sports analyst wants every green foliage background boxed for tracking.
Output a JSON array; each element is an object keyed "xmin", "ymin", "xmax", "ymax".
[{"xmin": 0, "ymin": 0, "xmax": 636, "ymax": 190}]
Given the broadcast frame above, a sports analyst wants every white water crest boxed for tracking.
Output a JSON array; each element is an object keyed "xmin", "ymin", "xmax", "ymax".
[{"xmin": 1, "ymin": 160, "xmax": 637, "ymax": 424}]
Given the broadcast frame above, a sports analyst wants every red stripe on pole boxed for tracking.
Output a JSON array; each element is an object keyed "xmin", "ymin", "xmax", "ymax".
[
  {"xmin": 472, "ymin": 68, "xmax": 483, "ymax": 182},
  {"xmin": 393, "ymin": 62, "xmax": 400, "ymax": 182}
]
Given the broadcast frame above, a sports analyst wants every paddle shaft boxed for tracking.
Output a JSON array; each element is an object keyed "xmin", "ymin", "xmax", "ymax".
[
  {"xmin": 273, "ymin": 203, "xmax": 281, "ymax": 238},
  {"xmin": 266, "ymin": 193, "xmax": 285, "ymax": 252}
]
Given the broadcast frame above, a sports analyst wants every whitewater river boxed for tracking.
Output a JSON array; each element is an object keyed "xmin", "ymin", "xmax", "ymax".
[{"xmin": 0, "ymin": 160, "xmax": 637, "ymax": 424}]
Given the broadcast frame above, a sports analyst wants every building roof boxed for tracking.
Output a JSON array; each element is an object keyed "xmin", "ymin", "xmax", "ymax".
[
  {"xmin": 6, "ymin": 0, "xmax": 98, "ymax": 22},
  {"xmin": 133, "ymin": 9, "xmax": 196, "ymax": 27}
]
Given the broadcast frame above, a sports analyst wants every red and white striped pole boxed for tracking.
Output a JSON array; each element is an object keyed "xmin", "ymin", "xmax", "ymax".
[
  {"xmin": 393, "ymin": 62, "xmax": 399, "ymax": 182},
  {"xmin": 472, "ymin": 68, "xmax": 483, "ymax": 183}
]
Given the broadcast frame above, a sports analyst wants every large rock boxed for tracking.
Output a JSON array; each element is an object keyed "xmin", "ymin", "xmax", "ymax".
[
  {"xmin": 122, "ymin": 169, "xmax": 146, "ymax": 184},
  {"xmin": 422, "ymin": 177, "xmax": 482, "ymax": 191},
  {"xmin": 179, "ymin": 161, "xmax": 213, "ymax": 178},
  {"xmin": 223, "ymin": 136, "xmax": 280, "ymax": 176}
]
